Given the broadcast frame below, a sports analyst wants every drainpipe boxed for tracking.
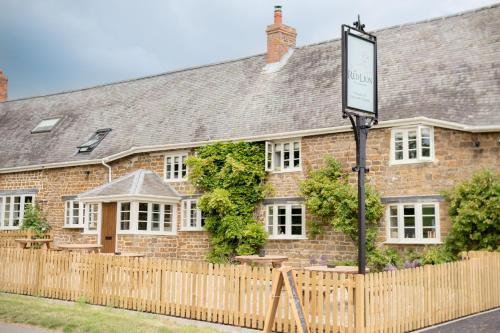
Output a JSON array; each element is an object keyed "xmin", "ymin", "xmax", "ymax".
[{"xmin": 101, "ymin": 160, "xmax": 112, "ymax": 183}]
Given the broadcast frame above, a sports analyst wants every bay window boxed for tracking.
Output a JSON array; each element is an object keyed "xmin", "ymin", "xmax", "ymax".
[
  {"xmin": 266, "ymin": 203, "xmax": 306, "ymax": 239},
  {"xmin": 265, "ymin": 139, "xmax": 301, "ymax": 172},
  {"xmin": 386, "ymin": 203, "xmax": 440, "ymax": 243},
  {"xmin": 391, "ymin": 126, "xmax": 433, "ymax": 164},
  {"xmin": 118, "ymin": 202, "xmax": 176, "ymax": 234},
  {"xmin": 0, "ymin": 194, "xmax": 34, "ymax": 230}
]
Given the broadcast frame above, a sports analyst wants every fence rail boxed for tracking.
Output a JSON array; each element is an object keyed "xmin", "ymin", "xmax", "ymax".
[{"xmin": 0, "ymin": 248, "xmax": 498, "ymax": 333}]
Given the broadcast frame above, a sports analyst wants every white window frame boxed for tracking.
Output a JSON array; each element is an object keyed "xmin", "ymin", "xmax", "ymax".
[
  {"xmin": 83, "ymin": 203, "xmax": 101, "ymax": 234},
  {"xmin": 181, "ymin": 199, "xmax": 204, "ymax": 231},
  {"xmin": 164, "ymin": 152, "xmax": 188, "ymax": 182},
  {"xmin": 385, "ymin": 202, "xmax": 441, "ymax": 244},
  {"xmin": 265, "ymin": 139, "xmax": 302, "ymax": 173},
  {"xmin": 117, "ymin": 201, "xmax": 177, "ymax": 235},
  {"xmin": 265, "ymin": 203, "xmax": 306, "ymax": 240},
  {"xmin": 390, "ymin": 126, "xmax": 434, "ymax": 165},
  {"xmin": 64, "ymin": 200, "xmax": 85, "ymax": 228},
  {"xmin": 0, "ymin": 194, "xmax": 35, "ymax": 230}
]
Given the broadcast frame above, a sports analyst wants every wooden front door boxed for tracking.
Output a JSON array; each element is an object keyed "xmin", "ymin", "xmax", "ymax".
[{"xmin": 101, "ymin": 202, "xmax": 117, "ymax": 253}]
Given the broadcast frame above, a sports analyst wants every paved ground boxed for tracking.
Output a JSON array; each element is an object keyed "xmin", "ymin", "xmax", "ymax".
[
  {"xmin": 414, "ymin": 308, "xmax": 500, "ymax": 333},
  {"xmin": 0, "ymin": 322, "xmax": 55, "ymax": 333}
]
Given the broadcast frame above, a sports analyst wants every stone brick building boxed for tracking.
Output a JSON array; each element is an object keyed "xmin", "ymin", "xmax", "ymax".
[{"xmin": 0, "ymin": 5, "xmax": 499, "ymax": 266}]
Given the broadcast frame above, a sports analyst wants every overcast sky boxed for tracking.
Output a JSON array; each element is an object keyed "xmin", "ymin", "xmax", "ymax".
[{"xmin": 0, "ymin": 0, "xmax": 498, "ymax": 100}]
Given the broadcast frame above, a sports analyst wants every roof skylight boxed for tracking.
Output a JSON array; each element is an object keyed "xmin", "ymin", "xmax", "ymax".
[
  {"xmin": 77, "ymin": 128, "xmax": 112, "ymax": 153},
  {"xmin": 31, "ymin": 118, "xmax": 61, "ymax": 133}
]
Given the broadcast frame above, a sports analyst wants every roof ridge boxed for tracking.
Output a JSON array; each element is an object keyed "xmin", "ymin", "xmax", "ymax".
[
  {"xmin": 1, "ymin": 2, "xmax": 497, "ymax": 104},
  {"xmin": 296, "ymin": 2, "xmax": 500, "ymax": 50}
]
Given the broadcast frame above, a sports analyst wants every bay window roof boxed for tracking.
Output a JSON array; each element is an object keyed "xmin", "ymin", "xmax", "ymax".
[{"xmin": 77, "ymin": 169, "xmax": 180, "ymax": 203}]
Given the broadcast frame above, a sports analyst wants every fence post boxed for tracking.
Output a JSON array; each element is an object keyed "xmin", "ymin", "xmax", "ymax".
[{"xmin": 355, "ymin": 274, "xmax": 365, "ymax": 333}]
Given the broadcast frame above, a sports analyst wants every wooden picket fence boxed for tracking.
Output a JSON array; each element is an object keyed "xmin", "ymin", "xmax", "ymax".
[{"xmin": 0, "ymin": 248, "xmax": 498, "ymax": 333}]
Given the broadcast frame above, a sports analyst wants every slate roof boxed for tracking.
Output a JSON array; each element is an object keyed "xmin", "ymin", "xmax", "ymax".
[
  {"xmin": 0, "ymin": 4, "xmax": 499, "ymax": 171},
  {"xmin": 77, "ymin": 169, "xmax": 180, "ymax": 201}
]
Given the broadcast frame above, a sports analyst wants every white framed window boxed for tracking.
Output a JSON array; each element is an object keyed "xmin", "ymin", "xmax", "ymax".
[
  {"xmin": 265, "ymin": 139, "xmax": 301, "ymax": 172},
  {"xmin": 117, "ymin": 201, "xmax": 176, "ymax": 235},
  {"xmin": 0, "ymin": 195, "xmax": 34, "ymax": 230},
  {"xmin": 165, "ymin": 153, "xmax": 188, "ymax": 181},
  {"xmin": 181, "ymin": 199, "xmax": 205, "ymax": 231},
  {"xmin": 64, "ymin": 200, "xmax": 85, "ymax": 228},
  {"xmin": 390, "ymin": 126, "xmax": 434, "ymax": 164},
  {"xmin": 84, "ymin": 203, "xmax": 101, "ymax": 234},
  {"xmin": 386, "ymin": 203, "xmax": 440, "ymax": 244},
  {"xmin": 266, "ymin": 203, "xmax": 306, "ymax": 239}
]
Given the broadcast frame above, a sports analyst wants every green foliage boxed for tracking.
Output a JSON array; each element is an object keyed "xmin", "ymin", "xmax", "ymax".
[
  {"xmin": 186, "ymin": 142, "xmax": 268, "ymax": 263},
  {"xmin": 21, "ymin": 204, "xmax": 51, "ymax": 238},
  {"xmin": 444, "ymin": 169, "xmax": 500, "ymax": 254},
  {"xmin": 420, "ymin": 245, "xmax": 455, "ymax": 265},
  {"xmin": 367, "ymin": 247, "xmax": 403, "ymax": 272},
  {"xmin": 300, "ymin": 156, "xmax": 384, "ymax": 253}
]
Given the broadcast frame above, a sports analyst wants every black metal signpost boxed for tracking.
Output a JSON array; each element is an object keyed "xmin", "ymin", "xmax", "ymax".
[{"xmin": 341, "ymin": 16, "xmax": 378, "ymax": 274}]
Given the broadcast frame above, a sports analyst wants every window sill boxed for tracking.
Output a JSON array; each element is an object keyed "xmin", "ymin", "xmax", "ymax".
[
  {"xmin": 82, "ymin": 231, "xmax": 98, "ymax": 235},
  {"xmin": 164, "ymin": 178, "xmax": 188, "ymax": 183},
  {"xmin": 63, "ymin": 225, "xmax": 84, "ymax": 229},
  {"xmin": 268, "ymin": 236, "xmax": 308, "ymax": 241},
  {"xmin": 180, "ymin": 228, "xmax": 205, "ymax": 232},
  {"xmin": 269, "ymin": 168, "xmax": 302, "ymax": 174},
  {"xmin": 0, "ymin": 227, "xmax": 21, "ymax": 231},
  {"xmin": 389, "ymin": 159, "xmax": 435, "ymax": 166},
  {"xmin": 117, "ymin": 231, "xmax": 177, "ymax": 236},
  {"xmin": 384, "ymin": 240, "xmax": 442, "ymax": 245}
]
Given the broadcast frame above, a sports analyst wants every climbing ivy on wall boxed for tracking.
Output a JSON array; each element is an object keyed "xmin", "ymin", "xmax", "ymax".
[
  {"xmin": 186, "ymin": 142, "xmax": 268, "ymax": 263},
  {"xmin": 300, "ymin": 156, "xmax": 389, "ymax": 270}
]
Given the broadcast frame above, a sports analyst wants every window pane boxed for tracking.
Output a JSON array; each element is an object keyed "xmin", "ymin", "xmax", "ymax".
[
  {"xmin": 395, "ymin": 141, "xmax": 403, "ymax": 151},
  {"xmin": 409, "ymin": 150, "xmax": 417, "ymax": 159},
  {"xmin": 0, "ymin": 197, "xmax": 3, "ymax": 227},
  {"xmin": 267, "ymin": 206, "xmax": 274, "ymax": 234},
  {"xmin": 404, "ymin": 228, "xmax": 415, "ymax": 238},
  {"xmin": 164, "ymin": 205, "xmax": 172, "ymax": 232},
  {"xmin": 403, "ymin": 206, "xmax": 415, "ymax": 216},
  {"xmin": 173, "ymin": 157, "xmax": 179, "ymax": 179},
  {"xmin": 293, "ymin": 142, "xmax": 300, "ymax": 167},
  {"xmin": 395, "ymin": 151, "xmax": 403, "ymax": 160},
  {"xmin": 89, "ymin": 204, "xmax": 98, "ymax": 230},
  {"xmin": 422, "ymin": 205, "xmax": 435, "ymax": 216},
  {"xmin": 390, "ymin": 216, "xmax": 398, "ymax": 228},
  {"xmin": 274, "ymin": 144, "xmax": 282, "ymax": 171},
  {"xmin": 181, "ymin": 156, "xmax": 187, "ymax": 178},
  {"xmin": 283, "ymin": 143, "xmax": 290, "ymax": 169},
  {"xmin": 423, "ymin": 228, "xmax": 436, "ymax": 239},
  {"xmin": 120, "ymin": 202, "xmax": 130, "ymax": 230},
  {"xmin": 151, "ymin": 204, "xmax": 160, "ymax": 231},
  {"xmin": 4, "ymin": 197, "xmax": 11, "ymax": 227},
  {"xmin": 277, "ymin": 206, "xmax": 286, "ymax": 235},
  {"xmin": 390, "ymin": 206, "xmax": 397, "ymax": 216},
  {"xmin": 166, "ymin": 157, "xmax": 172, "ymax": 179},
  {"xmin": 390, "ymin": 228, "xmax": 398, "ymax": 238},
  {"xmin": 138, "ymin": 203, "xmax": 148, "ymax": 231},
  {"xmin": 13, "ymin": 196, "xmax": 21, "ymax": 226},
  {"xmin": 266, "ymin": 143, "xmax": 273, "ymax": 170}
]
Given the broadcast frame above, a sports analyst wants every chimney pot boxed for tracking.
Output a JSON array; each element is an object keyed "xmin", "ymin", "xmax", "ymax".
[
  {"xmin": 0, "ymin": 70, "xmax": 7, "ymax": 102},
  {"xmin": 274, "ymin": 5, "xmax": 282, "ymax": 25},
  {"xmin": 266, "ymin": 6, "xmax": 297, "ymax": 64}
]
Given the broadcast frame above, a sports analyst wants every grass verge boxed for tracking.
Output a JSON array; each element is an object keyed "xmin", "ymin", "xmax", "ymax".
[{"xmin": 0, "ymin": 293, "xmax": 224, "ymax": 333}]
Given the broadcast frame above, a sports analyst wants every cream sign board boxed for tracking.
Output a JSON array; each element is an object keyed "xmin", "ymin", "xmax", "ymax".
[{"xmin": 346, "ymin": 33, "xmax": 376, "ymax": 114}]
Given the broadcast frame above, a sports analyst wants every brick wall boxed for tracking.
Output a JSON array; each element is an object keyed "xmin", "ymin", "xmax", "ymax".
[{"xmin": 0, "ymin": 127, "xmax": 498, "ymax": 266}]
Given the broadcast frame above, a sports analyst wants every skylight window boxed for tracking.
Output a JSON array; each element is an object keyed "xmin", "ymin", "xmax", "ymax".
[
  {"xmin": 77, "ymin": 128, "xmax": 111, "ymax": 153},
  {"xmin": 31, "ymin": 118, "xmax": 61, "ymax": 133}
]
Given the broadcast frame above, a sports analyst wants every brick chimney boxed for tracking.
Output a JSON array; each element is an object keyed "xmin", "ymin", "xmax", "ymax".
[
  {"xmin": 266, "ymin": 6, "xmax": 297, "ymax": 64},
  {"xmin": 0, "ymin": 70, "xmax": 7, "ymax": 102}
]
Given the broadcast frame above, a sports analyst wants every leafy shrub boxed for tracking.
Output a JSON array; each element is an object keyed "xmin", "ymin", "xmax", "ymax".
[
  {"xmin": 300, "ymin": 156, "xmax": 384, "ymax": 250},
  {"xmin": 367, "ymin": 246, "xmax": 403, "ymax": 272},
  {"xmin": 186, "ymin": 142, "xmax": 268, "ymax": 263},
  {"xmin": 421, "ymin": 246, "xmax": 455, "ymax": 265},
  {"xmin": 21, "ymin": 204, "xmax": 51, "ymax": 238},
  {"xmin": 444, "ymin": 169, "xmax": 500, "ymax": 254}
]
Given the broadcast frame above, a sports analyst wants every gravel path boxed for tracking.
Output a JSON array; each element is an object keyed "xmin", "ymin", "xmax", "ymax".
[{"xmin": 0, "ymin": 322, "xmax": 55, "ymax": 333}]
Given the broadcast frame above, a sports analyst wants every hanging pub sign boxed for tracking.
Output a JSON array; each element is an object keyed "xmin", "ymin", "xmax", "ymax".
[{"xmin": 342, "ymin": 19, "xmax": 378, "ymax": 120}]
